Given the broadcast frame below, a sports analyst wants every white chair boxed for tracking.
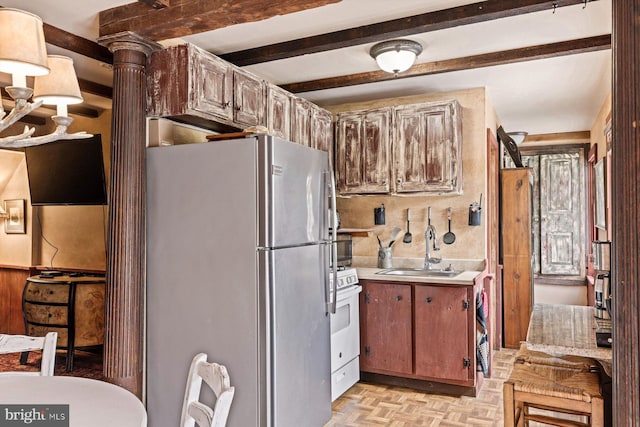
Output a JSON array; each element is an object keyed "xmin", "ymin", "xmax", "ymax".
[
  {"xmin": 180, "ymin": 353, "xmax": 235, "ymax": 427},
  {"xmin": 0, "ymin": 332, "xmax": 58, "ymax": 376}
]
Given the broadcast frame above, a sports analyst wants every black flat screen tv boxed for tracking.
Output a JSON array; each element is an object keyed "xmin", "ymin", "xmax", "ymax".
[{"xmin": 25, "ymin": 135, "xmax": 108, "ymax": 206}]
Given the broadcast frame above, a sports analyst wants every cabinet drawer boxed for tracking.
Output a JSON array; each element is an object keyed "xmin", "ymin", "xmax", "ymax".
[
  {"xmin": 23, "ymin": 302, "xmax": 68, "ymax": 325},
  {"xmin": 26, "ymin": 325, "xmax": 69, "ymax": 348},
  {"xmin": 331, "ymin": 356, "xmax": 359, "ymax": 401},
  {"xmin": 24, "ymin": 283, "xmax": 69, "ymax": 304}
]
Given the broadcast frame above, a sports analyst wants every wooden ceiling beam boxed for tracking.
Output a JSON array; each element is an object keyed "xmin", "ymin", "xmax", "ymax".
[
  {"xmin": 222, "ymin": 0, "xmax": 600, "ymax": 66},
  {"xmin": 98, "ymin": 0, "xmax": 341, "ymax": 40},
  {"xmin": 281, "ymin": 34, "xmax": 611, "ymax": 94},
  {"xmin": 77, "ymin": 79, "xmax": 113, "ymax": 100},
  {"xmin": 43, "ymin": 23, "xmax": 113, "ymax": 65}
]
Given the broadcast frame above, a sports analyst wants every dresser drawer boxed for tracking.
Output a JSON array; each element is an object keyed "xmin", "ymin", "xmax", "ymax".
[
  {"xmin": 24, "ymin": 282, "xmax": 70, "ymax": 304},
  {"xmin": 23, "ymin": 302, "xmax": 68, "ymax": 325}
]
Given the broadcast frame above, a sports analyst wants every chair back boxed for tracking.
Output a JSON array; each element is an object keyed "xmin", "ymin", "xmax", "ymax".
[
  {"xmin": 180, "ymin": 353, "xmax": 235, "ymax": 427},
  {"xmin": 0, "ymin": 332, "xmax": 57, "ymax": 376}
]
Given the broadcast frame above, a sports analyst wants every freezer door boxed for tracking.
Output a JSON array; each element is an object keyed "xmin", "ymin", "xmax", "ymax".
[
  {"xmin": 262, "ymin": 244, "xmax": 332, "ymax": 427},
  {"xmin": 257, "ymin": 135, "xmax": 330, "ymax": 248}
]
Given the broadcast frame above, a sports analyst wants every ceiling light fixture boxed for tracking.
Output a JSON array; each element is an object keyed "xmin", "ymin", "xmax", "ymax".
[
  {"xmin": 370, "ymin": 39, "xmax": 423, "ymax": 75},
  {"xmin": 507, "ymin": 131, "xmax": 528, "ymax": 145},
  {"xmin": 0, "ymin": 8, "xmax": 91, "ymax": 148}
]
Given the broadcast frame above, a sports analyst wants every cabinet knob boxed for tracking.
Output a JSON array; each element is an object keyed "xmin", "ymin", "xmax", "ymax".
[
  {"xmin": 396, "ymin": 178, "xmax": 402, "ymax": 184},
  {"xmin": 426, "ymin": 297, "xmax": 432, "ymax": 303},
  {"xmin": 382, "ymin": 179, "xmax": 387, "ymax": 185},
  {"xmin": 223, "ymin": 101, "xmax": 230, "ymax": 109},
  {"xmin": 235, "ymin": 105, "xmax": 242, "ymax": 111},
  {"xmin": 395, "ymin": 295, "xmax": 402, "ymax": 302}
]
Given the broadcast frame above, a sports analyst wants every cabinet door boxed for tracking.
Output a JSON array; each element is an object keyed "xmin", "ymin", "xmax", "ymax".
[
  {"xmin": 233, "ymin": 69, "xmax": 265, "ymax": 127},
  {"xmin": 360, "ymin": 280, "xmax": 412, "ymax": 375},
  {"xmin": 191, "ymin": 48, "xmax": 233, "ymax": 121},
  {"xmin": 291, "ymin": 96, "xmax": 312, "ymax": 146},
  {"xmin": 266, "ymin": 84, "xmax": 291, "ymax": 141},
  {"xmin": 414, "ymin": 285, "xmax": 472, "ymax": 382},
  {"xmin": 393, "ymin": 100, "xmax": 462, "ymax": 194},
  {"xmin": 336, "ymin": 108, "xmax": 390, "ymax": 194},
  {"xmin": 310, "ymin": 106, "xmax": 333, "ymax": 166}
]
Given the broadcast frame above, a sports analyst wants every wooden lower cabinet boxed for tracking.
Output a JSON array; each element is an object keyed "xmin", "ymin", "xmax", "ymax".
[
  {"xmin": 360, "ymin": 279, "xmax": 476, "ymax": 390},
  {"xmin": 414, "ymin": 285, "xmax": 472, "ymax": 383},
  {"xmin": 360, "ymin": 282, "xmax": 412, "ymax": 375}
]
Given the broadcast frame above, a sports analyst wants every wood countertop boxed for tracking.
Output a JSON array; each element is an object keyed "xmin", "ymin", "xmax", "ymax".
[{"xmin": 526, "ymin": 303, "xmax": 612, "ymax": 362}]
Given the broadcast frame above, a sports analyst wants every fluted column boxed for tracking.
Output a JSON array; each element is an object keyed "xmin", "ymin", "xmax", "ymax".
[{"xmin": 98, "ymin": 32, "xmax": 160, "ymax": 397}]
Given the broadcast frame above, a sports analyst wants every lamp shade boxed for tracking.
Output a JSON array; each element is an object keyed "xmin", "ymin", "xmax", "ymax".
[
  {"xmin": 33, "ymin": 55, "xmax": 83, "ymax": 106},
  {"xmin": 0, "ymin": 8, "xmax": 49, "ymax": 77},
  {"xmin": 370, "ymin": 39, "xmax": 423, "ymax": 74}
]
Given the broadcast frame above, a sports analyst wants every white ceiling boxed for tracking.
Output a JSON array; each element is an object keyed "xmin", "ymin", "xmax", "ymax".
[{"xmin": 0, "ymin": 0, "xmax": 612, "ymax": 135}]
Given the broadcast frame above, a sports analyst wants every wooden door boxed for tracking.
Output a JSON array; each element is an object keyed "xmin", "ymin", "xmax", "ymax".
[
  {"xmin": 393, "ymin": 100, "xmax": 462, "ymax": 194},
  {"xmin": 233, "ymin": 69, "xmax": 264, "ymax": 127},
  {"xmin": 336, "ymin": 108, "xmax": 390, "ymax": 194},
  {"xmin": 359, "ymin": 280, "xmax": 412, "ymax": 375},
  {"xmin": 540, "ymin": 153, "xmax": 584, "ymax": 275},
  {"xmin": 310, "ymin": 106, "xmax": 333, "ymax": 165},
  {"xmin": 266, "ymin": 84, "xmax": 291, "ymax": 140},
  {"xmin": 414, "ymin": 285, "xmax": 472, "ymax": 382},
  {"xmin": 291, "ymin": 96, "xmax": 311, "ymax": 146}
]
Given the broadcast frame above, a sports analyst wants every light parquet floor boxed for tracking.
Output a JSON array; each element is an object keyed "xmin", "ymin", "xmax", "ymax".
[{"xmin": 325, "ymin": 349, "xmax": 517, "ymax": 427}]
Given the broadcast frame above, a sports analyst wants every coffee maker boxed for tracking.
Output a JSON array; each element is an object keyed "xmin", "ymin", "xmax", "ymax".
[{"xmin": 592, "ymin": 241, "xmax": 611, "ymax": 319}]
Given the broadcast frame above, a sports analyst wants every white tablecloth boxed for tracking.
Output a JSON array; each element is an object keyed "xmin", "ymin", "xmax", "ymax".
[{"xmin": 0, "ymin": 376, "xmax": 146, "ymax": 426}]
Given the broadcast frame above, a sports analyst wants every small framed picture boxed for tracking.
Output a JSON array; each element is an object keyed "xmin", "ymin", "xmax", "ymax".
[{"xmin": 4, "ymin": 199, "xmax": 26, "ymax": 234}]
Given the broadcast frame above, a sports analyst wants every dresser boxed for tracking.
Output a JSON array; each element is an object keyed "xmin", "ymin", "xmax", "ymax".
[{"xmin": 22, "ymin": 274, "xmax": 105, "ymax": 371}]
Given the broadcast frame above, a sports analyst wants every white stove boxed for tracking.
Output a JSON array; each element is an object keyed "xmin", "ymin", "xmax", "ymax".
[
  {"xmin": 329, "ymin": 266, "xmax": 361, "ymax": 401},
  {"xmin": 331, "ymin": 267, "xmax": 359, "ymax": 292}
]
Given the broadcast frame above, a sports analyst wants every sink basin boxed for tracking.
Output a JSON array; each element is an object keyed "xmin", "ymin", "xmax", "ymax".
[{"xmin": 376, "ymin": 268, "xmax": 461, "ymax": 278}]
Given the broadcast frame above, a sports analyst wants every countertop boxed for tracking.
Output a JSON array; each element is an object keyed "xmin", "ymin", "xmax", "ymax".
[
  {"xmin": 356, "ymin": 267, "xmax": 482, "ymax": 285},
  {"xmin": 353, "ymin": 257, "xmax": 485, "ymax": 285},
  {"xmin": 526, "ymin": 303, "xmax": 612, "ymax": 362}
]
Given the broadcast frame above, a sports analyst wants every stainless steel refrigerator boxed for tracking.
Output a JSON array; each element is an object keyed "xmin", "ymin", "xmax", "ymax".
[{"xmin": 145, "ymin": 134, "xmax": 336, "ymax": 427}]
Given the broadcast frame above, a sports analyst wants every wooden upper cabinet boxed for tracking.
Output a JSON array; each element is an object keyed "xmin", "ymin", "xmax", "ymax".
[
  {"xmin": 192, "ymin": 48, "xmax": 233, "ymax": 121},
  {"xmin": 266, "ymin": 84, "xmax": 291, "ymax": 141},
  {"xmin": 291, "ymin": 96, "xmax": 312, "ymax": 146},
  {"xmin": 336, "ymin": 108, "xmax": 391, "ymax": 194},
  {"xmin": 232, "ymin": 69, "xmax": 265, "ymax": 127},
  {"xmin": 310, "ymin": 106, "xmax": 334, "ymax": 165},
  {"xmin": 394, "ymin": 100, "xmax": 463, "ymax": 194}
]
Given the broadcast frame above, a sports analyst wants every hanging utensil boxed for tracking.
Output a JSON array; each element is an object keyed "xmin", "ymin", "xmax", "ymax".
[
  {"xmin": 388, "ymin": 226, "xmax": 402, "ymax": 247},
  {"xmin": 403, "ymin": 208, "xmax": 412, "ymax": 244},
  {"xmin": 443, "ymin": 207, "xmax": 456, "ymax": 244}
]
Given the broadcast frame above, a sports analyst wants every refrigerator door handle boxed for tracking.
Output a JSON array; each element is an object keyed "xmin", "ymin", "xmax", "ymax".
[{"xmin": 329, "ymin": 170, "xmax": 338, "ymax": 314}]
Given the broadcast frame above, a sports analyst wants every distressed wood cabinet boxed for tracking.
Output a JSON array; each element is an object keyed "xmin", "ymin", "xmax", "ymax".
[
  {"xmin": 500, "ymin": 168, "xmax": 534, "ymax": 349},
  {"xmin": 359, "ymin": 281, "xmax": 412, "ymax": 375},
  {"xmin": 336, "ymin": 108, "xmax": 391, "ymax": 194},
  {"xmin": 291, "ymin": 96, "xmax": 312, "ymax": 146},
  {"xmin": 414, "ymin": 284, "xmax": 473, "ymax": 383},
  {"xmin": 232, "ymin": 68, "xmax": 265, "ymax": 127},
  {"xmin": 394, "ymin": 100, "xmax": 463, "ymax": 194},
  {"xmin": 266, "ymin": 83, "xmax": 291, "ymax": 141},
  {"xmin": 310, "ymin": 105, "xmax": 334, "ymax": 165},
  {"xmin": 148, "ymin": 44, "xmax": 234, "ymax": 125},
  {"xmin": 360, "ymin": 279, "xmax": 476, "ymax": 389},
  {"xmin": 335, "ymin": 100, "xmax": 462, "ymax": 195}
]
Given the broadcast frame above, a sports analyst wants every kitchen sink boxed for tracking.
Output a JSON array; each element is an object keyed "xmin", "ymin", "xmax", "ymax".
[{"xmin": 376, "ymin": 268, "xmax": 461, "ymax": 278}]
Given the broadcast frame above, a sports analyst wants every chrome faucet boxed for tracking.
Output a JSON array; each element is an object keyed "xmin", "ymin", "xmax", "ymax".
[{"xmin": 424, "ymin": 207, "xmax": 441, "ymax": 270}]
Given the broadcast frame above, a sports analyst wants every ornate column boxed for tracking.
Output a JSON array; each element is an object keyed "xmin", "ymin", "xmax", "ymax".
[{"xmin": 98, "ymin": 32, "xmax": 160, "ymax": 397}]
